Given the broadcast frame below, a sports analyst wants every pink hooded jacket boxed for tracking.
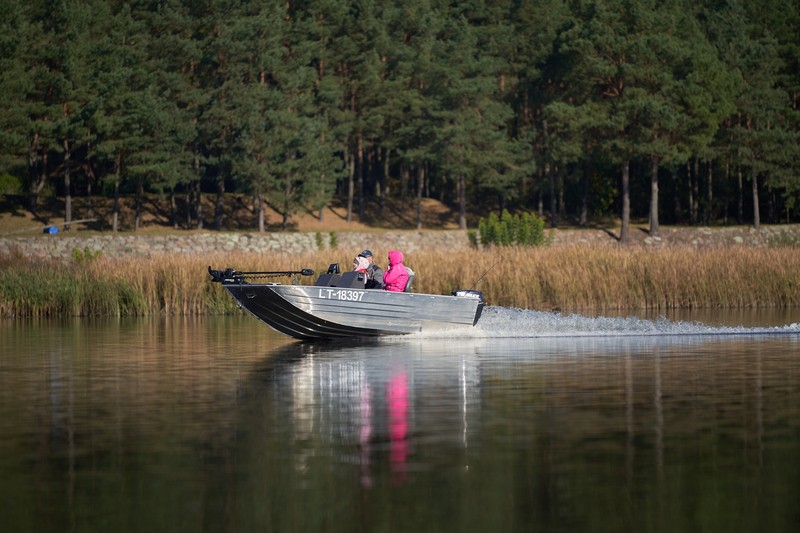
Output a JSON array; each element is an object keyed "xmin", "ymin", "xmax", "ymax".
[{"xmin": 383, "ymin": 250, "xmax": 409, "ymax": 292}]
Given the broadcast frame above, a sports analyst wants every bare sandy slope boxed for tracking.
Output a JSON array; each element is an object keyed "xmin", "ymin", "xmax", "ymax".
[
  {"xmin": 0, "ymin": 193, "xmax": 466, "ymax": 236},
  {"xmin": 3, "ymin": 192, "xmax": 798, "ymax": 248}
]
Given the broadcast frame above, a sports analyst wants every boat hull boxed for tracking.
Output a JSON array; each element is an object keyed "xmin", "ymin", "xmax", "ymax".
[{"xmin": 223, "ymin": 283, "xmax": 484, "ymax": 340}]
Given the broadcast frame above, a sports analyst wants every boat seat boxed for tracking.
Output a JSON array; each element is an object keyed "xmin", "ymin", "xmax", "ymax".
[
  {"xmin": 315, "ymin": 273, "xmax": 342, "ymax": 286},
  {"xmin": 336, "ymin": 271, "xmax": 367, "ymax": 288},
  {"xmin": 404, "ymin": 267, "xmax": 415, "ymax": 292}
]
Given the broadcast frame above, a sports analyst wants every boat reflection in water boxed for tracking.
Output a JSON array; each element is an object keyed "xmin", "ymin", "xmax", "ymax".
[
  {"xmin": 248, "ymin": 338, "xmax": 487, "ymax": 488},
  {"xmin": 243, "ymin": 327, "xmax": 800, "ymax": 501}
]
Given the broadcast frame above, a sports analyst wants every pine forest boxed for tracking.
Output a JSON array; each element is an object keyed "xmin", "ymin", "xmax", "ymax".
[{"xmin": 1, "ymin": 0, "xmax": 798, "ymax": 240}]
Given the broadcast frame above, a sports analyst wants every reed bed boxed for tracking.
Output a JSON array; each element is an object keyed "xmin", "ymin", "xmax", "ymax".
[{"xmin": 2, "ymin": 245, "xmax": 800, "ymax": 317}]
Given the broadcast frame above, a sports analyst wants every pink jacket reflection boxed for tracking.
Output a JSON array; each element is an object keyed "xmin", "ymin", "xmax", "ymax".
[
  {"xmin": 382, "ymin": 250, "xmax": 409, "ymax": 292},
  {"xmin": 388, "ymin": 371, "xmax": 408, "ymax": 484}
]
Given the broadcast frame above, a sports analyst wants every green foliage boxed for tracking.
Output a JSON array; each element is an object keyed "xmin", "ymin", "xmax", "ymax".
[
  {"xmin": 72, "ymin": 246, "xmax": 103, "ymax": 264},
  {"xmin": 478, "ymin": 210, "xmax": 546, "ymax": 247},
  {"xmin": 0, "ymin": 173, "xmax": 22, "ymax": 195},
  {"xmin": 467, "ymin": 230, "xmax": 478, "ymax": 248},
  {"xmin": 329, "ymin": 232, "xmax": 338, "ymax": 249},
  {"xmin": 315, "ymin": 232, "xmax": 325, "ymax": 250}
]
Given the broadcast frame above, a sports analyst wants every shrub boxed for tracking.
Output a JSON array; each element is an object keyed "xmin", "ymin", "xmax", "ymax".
[
  {"xmin": 467, "ymin": 230, "xmax": 479, "ymax": 248},
  {"xmin": 72, "ymin": 246, "xmax": 103, "ymax": 264},
  {"xmin": 478, "ymin": 210, "xmax": 546, "ymax": 247},
  {"xmin": 0, "ymin": 173, "xmax": 22, "ymax": 195}
]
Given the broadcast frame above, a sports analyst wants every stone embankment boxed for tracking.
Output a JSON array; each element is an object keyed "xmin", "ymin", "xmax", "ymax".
[
  {"xmin": 1, "ymin": 225, "xmax": 798, "ymax": 261},
  {"xmin": 549, "ymin": 225, "xmax": 800, "ymax": 248},
  {"xmin": 0, "ymin": 231, "xmax": 471, "ymax": 261}
]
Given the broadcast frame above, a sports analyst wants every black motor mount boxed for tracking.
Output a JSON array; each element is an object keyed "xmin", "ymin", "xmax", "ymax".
[{"xmin": 208, "ymin": 266, "xmax": 314, "ymax": 284}]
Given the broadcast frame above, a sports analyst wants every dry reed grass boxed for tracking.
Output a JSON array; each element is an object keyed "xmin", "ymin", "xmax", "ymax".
[{"xmin": 2, "ymin": 244, "xmax": 800, "ymax": 317}]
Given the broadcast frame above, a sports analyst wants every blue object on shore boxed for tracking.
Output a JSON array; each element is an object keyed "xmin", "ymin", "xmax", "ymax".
[{"xmin": 43, "ymin": 226, "xmax": 59, "ymax": 234}]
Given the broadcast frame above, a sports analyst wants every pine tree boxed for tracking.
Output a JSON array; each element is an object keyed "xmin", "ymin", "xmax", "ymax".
[
  {"xmin": 707, "ymin": 0, "xmax": 796, "ymax": 227},
  {"xmin": 513, "ymin": 0, "xmax": 574, "ymax": 227},
  {"xmin": 143, "ymin": 0, "xmax": 200, "ymax": 229},
  {"xmin": 0, "ymin": 0, "xmax": 36, "ymax": 181},
  {"xmin": 624, "ymin": 0, "xmax": 734, "ymax": 235},
  {"xmin": 52, "ymin": 1, "xmax": 100, "ymax": 229},
  {"xmin": 87, "ymin": 4, "xmax": 151, "ymax": 231},
  {"xmin": 8, "ymin": 0, "xmax": 70, "ymax": 214},
  {"xmin": 425, "ymin": 2, "xmax": 523, "ymax": 229}
]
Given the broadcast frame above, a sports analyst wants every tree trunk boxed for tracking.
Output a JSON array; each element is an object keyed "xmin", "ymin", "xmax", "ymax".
[
  {"xmin": 113, "ymin": 151, "xmax": 121, "ymax": 232},
  {"xmin": 459, "ymin": 172, "xmax": 467, "ymax": 230},
  {"xmin": 282, "ymin": 174, "xmax": 291, "ymax": 230},
  {"xmin": 673, "ymin": 170, "xmax": 682, "ymax": 224},
  {"xmin": 214, "ymin": 176, "xmax": 225, "ymax": 229},
  {"xmin": 416, "ymin": 165, "xmax": 424, "ymax": 230},
  {"xmin": 722, "ymin": 161, "xmax": 730, "ymax": 224},
  {"xmin": 186, "ymin": 187, "xmax": 193, "ymax": 227},
  {"xmin": 752, "ymin": 173, "xmax": 760, "ymax": 229},
  {"xmin": 170, "ymin": 188, "xmax": 178, "ymax": 229},
  {"xmin": 537, "ymin": 191, "xmax": 543, "ymax": 218},
  {"xmin": 620, "ymin": 160, "xmax": 630, "ymax": 243},
  {"xmin": 691, "ymin": 158, "xmax": 700, "ymax": 224},
  {"xmin": 193, "ymin": 152, "xmax": 203, "ymax": 229},
  {"xmin": 400, "ymin": 165, "xmax": 409, "ymax": 209},
  {"xmin": 649, "ymin": 155, "xmax": 659, "ymax": 236},
  {"xmin": 737, "ymin": 165, "xmax": 743, "ymax": 224},
  {"xmin": 558, "ymin": 164, "xmax": 566, "ymax": 223},
  {"xmin": 380, "ymin": 148, "xmax": 388, "ymax": 215},
  {"xmin": 579, "ymin": 161, "xmax": 590, "ymax": 226},
  {"xmin": 686, "ymin": 162, "xmax": 692, "ymax": 225},
  {"xmin": 767, "ymin": 189, "xmax": 775, "ymax": 223},
  {"xmin": 346, "ymin": 150, "xmax": 354, "ymax": 223},
  {"xmin": 63, "ymin": 138, "xmax": 72, "ymax": 231},
  {"xmin": 705, "ymin": 160, "xmax": 713, "ymax": 224},
  {"xmin": 257, "ymin": 189, "xmax": 265, "ymax": 232},
  {"xmin": 357, "ymin": 131, "xmax": 364, "ymax": 220},
  {"xmin": 548, "ymin": 162, "xmax": 557, "ymax": 228},
  {"xmin": 134, "ymin": 179, "xmax": 143, "ymax": 232},
  {"xmin": 195, "ymin": 180, "xmax": 203, "ymax": 230},
  {"xmin": 28, "ymin": 133, "xmax": 47, "ymax": 215}
]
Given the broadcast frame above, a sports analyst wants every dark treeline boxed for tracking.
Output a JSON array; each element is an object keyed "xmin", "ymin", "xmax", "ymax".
[{"xmin": 0, "ymin": 0, "xmax": 798, "ymax": 238}]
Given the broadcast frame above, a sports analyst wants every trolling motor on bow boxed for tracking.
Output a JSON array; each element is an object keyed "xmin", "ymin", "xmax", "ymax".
[{"xmin": 208, "ymin": 266, "xmax": 315, "ymax": 284}]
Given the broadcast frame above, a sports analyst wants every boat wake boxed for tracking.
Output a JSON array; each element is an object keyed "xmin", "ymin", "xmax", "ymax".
[{"xmin": 410, "ymin": 306, "xmax": 800, "ymax": 339}]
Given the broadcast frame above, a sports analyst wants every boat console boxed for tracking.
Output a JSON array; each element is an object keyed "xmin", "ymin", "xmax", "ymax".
[{"xmin": 315, "ymin": 267, "xmax": 367, "ymax": 288}]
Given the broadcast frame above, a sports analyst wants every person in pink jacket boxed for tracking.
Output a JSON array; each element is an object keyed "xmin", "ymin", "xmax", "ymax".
[{"xmin": 383, "ymin": 250, "xmax": 409, "ymax": 292}]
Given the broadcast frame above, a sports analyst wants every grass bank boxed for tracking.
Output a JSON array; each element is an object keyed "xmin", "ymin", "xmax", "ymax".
[{"xmin": 2, "ymin": 245, "xmax": 800, "ymax": 317}]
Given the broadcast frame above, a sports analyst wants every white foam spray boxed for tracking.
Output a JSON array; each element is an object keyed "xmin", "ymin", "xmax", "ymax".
[{"xmin": 411, "ymin": 306, "xmax": 800, "ymax": 339}]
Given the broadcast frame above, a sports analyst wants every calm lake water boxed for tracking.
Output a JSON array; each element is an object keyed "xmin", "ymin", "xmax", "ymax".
[{"xmin": 2, "ymin": 308, "xmax": 800, "ymax": 533}]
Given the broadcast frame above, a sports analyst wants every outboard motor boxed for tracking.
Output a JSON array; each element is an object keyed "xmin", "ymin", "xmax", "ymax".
[
  {"xmin": 452, "ymin": 289, "xmax": 484, "ymax": 302},
  {"xmin": 452, "ymin": 289, "xmax": 485, "ymax": 325}
]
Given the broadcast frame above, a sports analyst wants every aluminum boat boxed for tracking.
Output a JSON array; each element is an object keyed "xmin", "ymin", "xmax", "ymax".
[{"xmin": 208, "ymin": 265, "xmax": 485, "ymax": 340}]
